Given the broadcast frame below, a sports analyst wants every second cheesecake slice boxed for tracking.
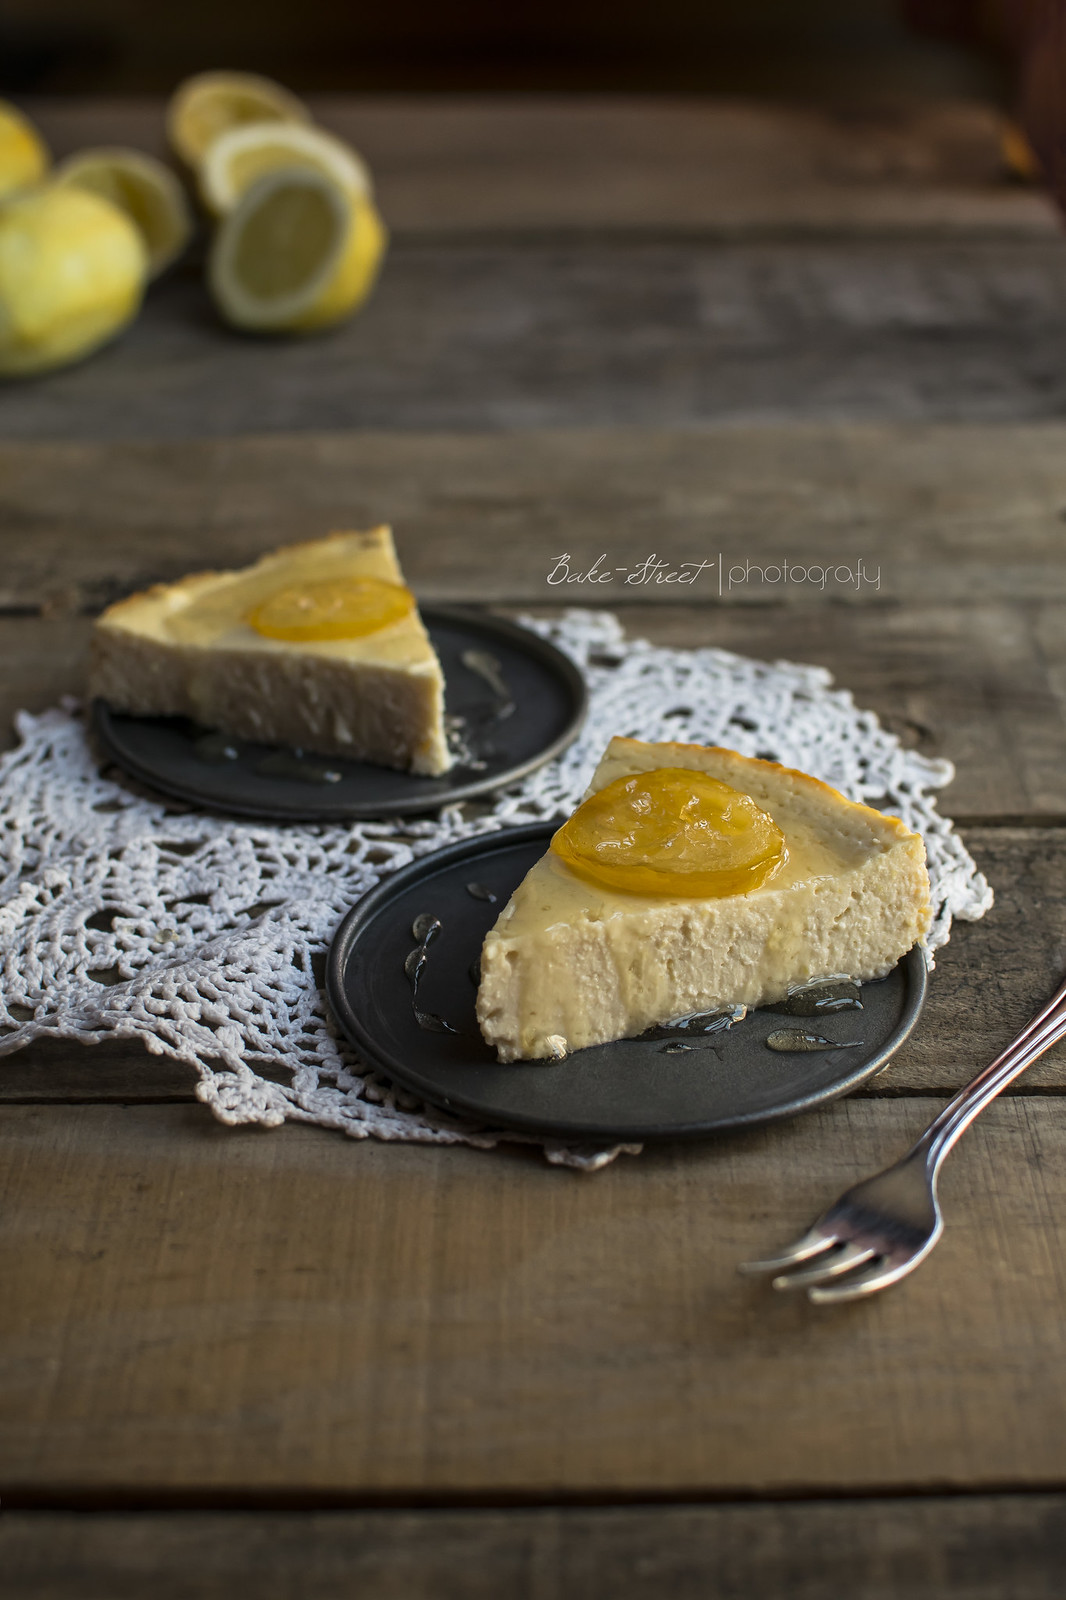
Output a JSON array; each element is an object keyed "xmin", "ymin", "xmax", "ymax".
[{"xmin": 89, "ymin": 527, "xmax": 451, "ymax": 776}]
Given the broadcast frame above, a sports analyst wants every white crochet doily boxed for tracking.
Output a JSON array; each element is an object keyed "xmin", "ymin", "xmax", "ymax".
[{"xmin": 0, "ymin": 611, "xmax": 992, "ymax": 1170}]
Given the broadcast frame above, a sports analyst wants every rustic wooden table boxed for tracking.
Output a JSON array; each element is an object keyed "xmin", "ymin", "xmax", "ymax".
[{"xmin": 3, "ymin": 96, "xmax": 1066, "ymax": 1596}]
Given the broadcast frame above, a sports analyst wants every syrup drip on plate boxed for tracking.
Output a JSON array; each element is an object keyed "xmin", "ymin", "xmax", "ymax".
[
  {"xmin": 405, "ymin": 913, "xmax": 460, "ymax": 1034},
  {"xmin": 192, "ymin": 731, "xmax": 343, "ymax": 785},
  {"xmin": 765, "ymin": 1029, "xmax": 864, "ymax": 1053},
  {"xmin": 254, "ymin": 749, "xmax": 343, "ymax": 785},
  {"xmin": 643, "ymin": 1004, "xmax": 748, "ymax": 1056},
  {"xmin": 444, "ymin": 714, "xmax": 489, "ymax": 772},
  {"xmin": 446, "ymin": 650, "xmax": 514, "ymax": 770},
  {"xmin": 460, "ymin": 649, "xmax": 515, "ymax": 719},
  {"xmin": 767, "ymin": 976, "xmax": 863, "ymax": 1017},
  {"xmin": 465, "ymin": 882, "xmax": 497, "ymax": 903},
  {"xmin": 193, "ymin": 731, "xmax": 240, "ymax": 764}
]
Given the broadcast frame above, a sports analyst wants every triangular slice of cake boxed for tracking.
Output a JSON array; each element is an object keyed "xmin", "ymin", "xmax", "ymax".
[
  {"xmin": 89, "ymin": 527, "xmax": 451, "ymax": 775},
  {"xmin": 476, "ymin": 738, "xmax": 932, "ymax": 1061}
]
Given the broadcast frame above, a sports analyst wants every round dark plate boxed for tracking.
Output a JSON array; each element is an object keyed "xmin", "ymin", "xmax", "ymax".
[
  {"xmin": 91, "ymin": 609, "xmax": 586, "ymax": 821},
  {"xmin": 327, "ymin": 824, "xmax": 929, "ymax": 1142}
]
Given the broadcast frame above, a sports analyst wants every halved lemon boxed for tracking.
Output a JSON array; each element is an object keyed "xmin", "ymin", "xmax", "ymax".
[
  {"xmin": 54, "ymin": 147, "xmax": 192, "ymax": 278},
  {"xmin": 0, "ymin": 185, "xmax": 147, "ymax": 376},
  {"xmin": 0, "ymin": 99, "xmax": 49, "ymax": 198},
  {"xmin": 208, "ymin": 168, "xmax": 386, "ymax": 334},
  {"xmin": 198, "ymin": 121, "xmax": 372, "ymax": 217},
  {"xmin": 167, "ymin": 70, "xmax": 311, "ymax": 168}
]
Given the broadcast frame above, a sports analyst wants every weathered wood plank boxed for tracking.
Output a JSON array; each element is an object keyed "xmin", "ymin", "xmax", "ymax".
[
  {"xmin": 4, "ymin": 1499, "xmax": 1066, "ymax": 1598},
  {"xmin": 3, "ymin": 1096, "xmax": 1066, "ymax": 1495},
  {"xmin": 0, "ymin": 1038, "xmax": 195, "ymax": 1102},
  {"xmin": 6, "ymin": 236, "xmax": 1066, "ymax": 440},
  {"xmin": 1, "ymin": 426, "xmax": 1065, "ymax": 608},
  {"xmin": 25, "ymin": 96, "xmax": 1058, "ymax": 237}
]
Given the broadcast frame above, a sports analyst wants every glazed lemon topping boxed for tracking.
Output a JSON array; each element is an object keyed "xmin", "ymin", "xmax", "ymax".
[
  {"xmin": 247, "ymin": 577, "xmax": 414, "ymax": 641},
  {"xmin": 550, "ymin": 768, "xmax": 787, "ymax": 897}
]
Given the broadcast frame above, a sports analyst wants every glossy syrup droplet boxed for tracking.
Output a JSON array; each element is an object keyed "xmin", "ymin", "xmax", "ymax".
[
  {"xmin": 642, "ymin": 1004, "xmax": 747, "ymax": 1042},
  {"xmin": 465, "ymin": 881, "xmax": 497, "ymax": 903},
  {"xmin": 254, "ymin": 749, "xmax": 342, "ymax": 784},
  {"xmin": 404, "ymin": 948, "xmax": 424, "ymax": 982},
  {"xmin": 460, "ymin": 649, "xmax": 515, "ymax": 718},
  {"xmin": 768, "ymin": 976, "xmax": 863, "ymax": 1017},
  {"xmin": 765, "ymin": 1029, "xmax": 864, "ymax": 1053},
  {"xmin": 405, "ymin": 914, "xmax": 458, "ymax": 1034},
  {"xmin": 660, "ymin": 1039, "xmax": 723, "ymax": 1056},
  {"xmin": 193, "ymin": 731, "xmax": 240, "ymax": 764}
]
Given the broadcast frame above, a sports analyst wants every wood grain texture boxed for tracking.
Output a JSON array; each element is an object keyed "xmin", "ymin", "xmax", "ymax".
[
  {"xmin": 4, "ymin": 1499, "xmax": 1066, "ymax": 1598},
  {"xmin": 25, "ymin": 96, "xmax": 1058, "ymax": 236},
  {"xmin": 6, "ymin": 235, "xmax": 1066, "ymax": 440},
  {"xmin": 2, "ymin": 426, "xmax": 1066, "ymax": 609},
  {"xmin": 0, "ymin": 1038, "xmax": 195, "ymax": 1103},
  {"xmin": 4, "ymin": 1096, "xmax": 1066, "ymax": 1496}
]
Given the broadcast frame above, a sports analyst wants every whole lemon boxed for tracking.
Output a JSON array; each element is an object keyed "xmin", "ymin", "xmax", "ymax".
[
  {"xmin": 0, "ymin": 99, "xmax": 49, "ymax": 198},
  {"xmin": 0, "ymin": 185, "xmax": 148, "ymax": 377}
]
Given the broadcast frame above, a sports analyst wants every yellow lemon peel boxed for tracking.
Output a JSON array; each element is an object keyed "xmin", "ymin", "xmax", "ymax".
[
  {"xmin": 248, "ymin": 577, "xmax": 414, "ymax": 640},
  {"xmin": 54, "ymin": 147, "xmax": 192, "ymax": 278},
  {"xmin": 167, "ymin": 70, "xmax": 311, "ymax": 168},
  {"xmin": 208, "ymin": 169, "xmax": 387, "ymax": 334},
  {"xmin": 551, "ymin": 768, "xmax": 787, "ymax": 897},
  {"xmin": 0, "ymin": 185, "xmax": 147, "ymax": 376},
  {"xmin": 0, "ymin": 99, "xmax": 49, "ymax": 198}
]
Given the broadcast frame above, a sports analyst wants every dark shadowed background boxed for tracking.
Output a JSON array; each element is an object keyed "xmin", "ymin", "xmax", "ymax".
[{"xmin": 0, "ymin": 0, "xmax": 998, "ymax": 99}]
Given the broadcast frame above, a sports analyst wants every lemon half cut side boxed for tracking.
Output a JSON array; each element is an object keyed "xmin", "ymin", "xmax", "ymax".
[
  {"xmin": 208, "ymin": 168, "xmax": 387, "ymax": 334},
  {"xmin": 0, "ymin": 185, "xmax": 147, "ymax": 376},
  {"xmin": 0, "ymin": 99, "xmax": 49, "ymax": 198},
  {"xmin": 54, "ymin": 147, "xmax": 192, "ymax": 278},
  {"xmin": 199, "ymin": 121, "xmax": 373, "ymax": 217},
  {"xmin": 167, "ymin": 70, "xmax": 311, "ymax": 168}
]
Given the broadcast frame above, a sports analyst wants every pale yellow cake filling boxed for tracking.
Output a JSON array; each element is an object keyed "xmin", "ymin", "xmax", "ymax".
[{"xmin": 476, "ymin": 739, "xmax": 932, "ymax": 1062}]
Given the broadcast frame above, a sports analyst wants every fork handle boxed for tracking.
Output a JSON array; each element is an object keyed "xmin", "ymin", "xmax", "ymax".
[{"xmin": 914, "ymin": 973, "xmax": 1066, "ymax": 1173}]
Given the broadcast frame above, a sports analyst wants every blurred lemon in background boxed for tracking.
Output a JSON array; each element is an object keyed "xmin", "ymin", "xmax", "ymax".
[
  {"xmin": 208, "ymin": 168, "xmax": 386, "ymax": 333},
  {"xmin": 0, "ymin": 185, "xmax": 147, "ymax": 375},
  {"xmin": 0, "ymin": 99, "xmax": 49, "ymax": 198},
  {"xmin": 0, "ymin": 72, "xmax": 386, "ymax": 377},
  {"xmin": 54, "ymin": 148, "xmax": 192, "ymax": 277},
  {"xmin": 167, "ymin": 71, "xmax": 311, "ymax": 168},
  {"xmin": 198, "ymin": 122, "xmax": 372, "ymax": 216}
]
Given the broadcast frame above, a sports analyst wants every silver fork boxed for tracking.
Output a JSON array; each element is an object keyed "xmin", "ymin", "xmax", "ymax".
[{"xmin": 740, "ymin": 972, "xmax": 1066, "ymax": 1304}]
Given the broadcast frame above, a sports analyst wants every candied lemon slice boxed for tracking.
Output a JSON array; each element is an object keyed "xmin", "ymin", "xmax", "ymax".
[
  {"xmin": 167, "ymin": 70, "xmax": 311, "ymax": 168},
  {"xmin": 248, "ymin": 577, "xmax": 414, "ymax": 640},
  {"xmin": 0, "ymin": 99, "xmax": 49, "ymax": 198},
  {"xmin": 551, "ymin": 768, "xmax": 787, "ymax": 897},
  {"xmin": 208, "ymin": 168, "xmax": 386, "ymax": 333},
  {"xmin": 54, "ymin": 147, "xmax": 192, "ymax": 278},
  {"xmin": 0, "ymin": 185, "xmax": 147, "ymax": 376},
  {"xmin": 199, "ymin": 121, "xmax": 372, "ymax": 217}
]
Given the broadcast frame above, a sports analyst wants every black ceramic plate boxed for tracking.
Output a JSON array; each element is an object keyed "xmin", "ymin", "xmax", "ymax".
[
  {"xmin": 327, "ymin": 824, "xmax": 929, "ymax": 1142},
  {"xmin": 92, "ymin": 609, "xmax": 586, "ymax": 821}
]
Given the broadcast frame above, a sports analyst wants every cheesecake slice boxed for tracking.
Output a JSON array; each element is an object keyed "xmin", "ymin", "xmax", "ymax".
[
  {"xmin": 89, "ymin": 527, "xmax": 451, "ymax": 775},
  {"xmin": 477, "ymin": 738, "xmax": 932, "ymax": 1062}
]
